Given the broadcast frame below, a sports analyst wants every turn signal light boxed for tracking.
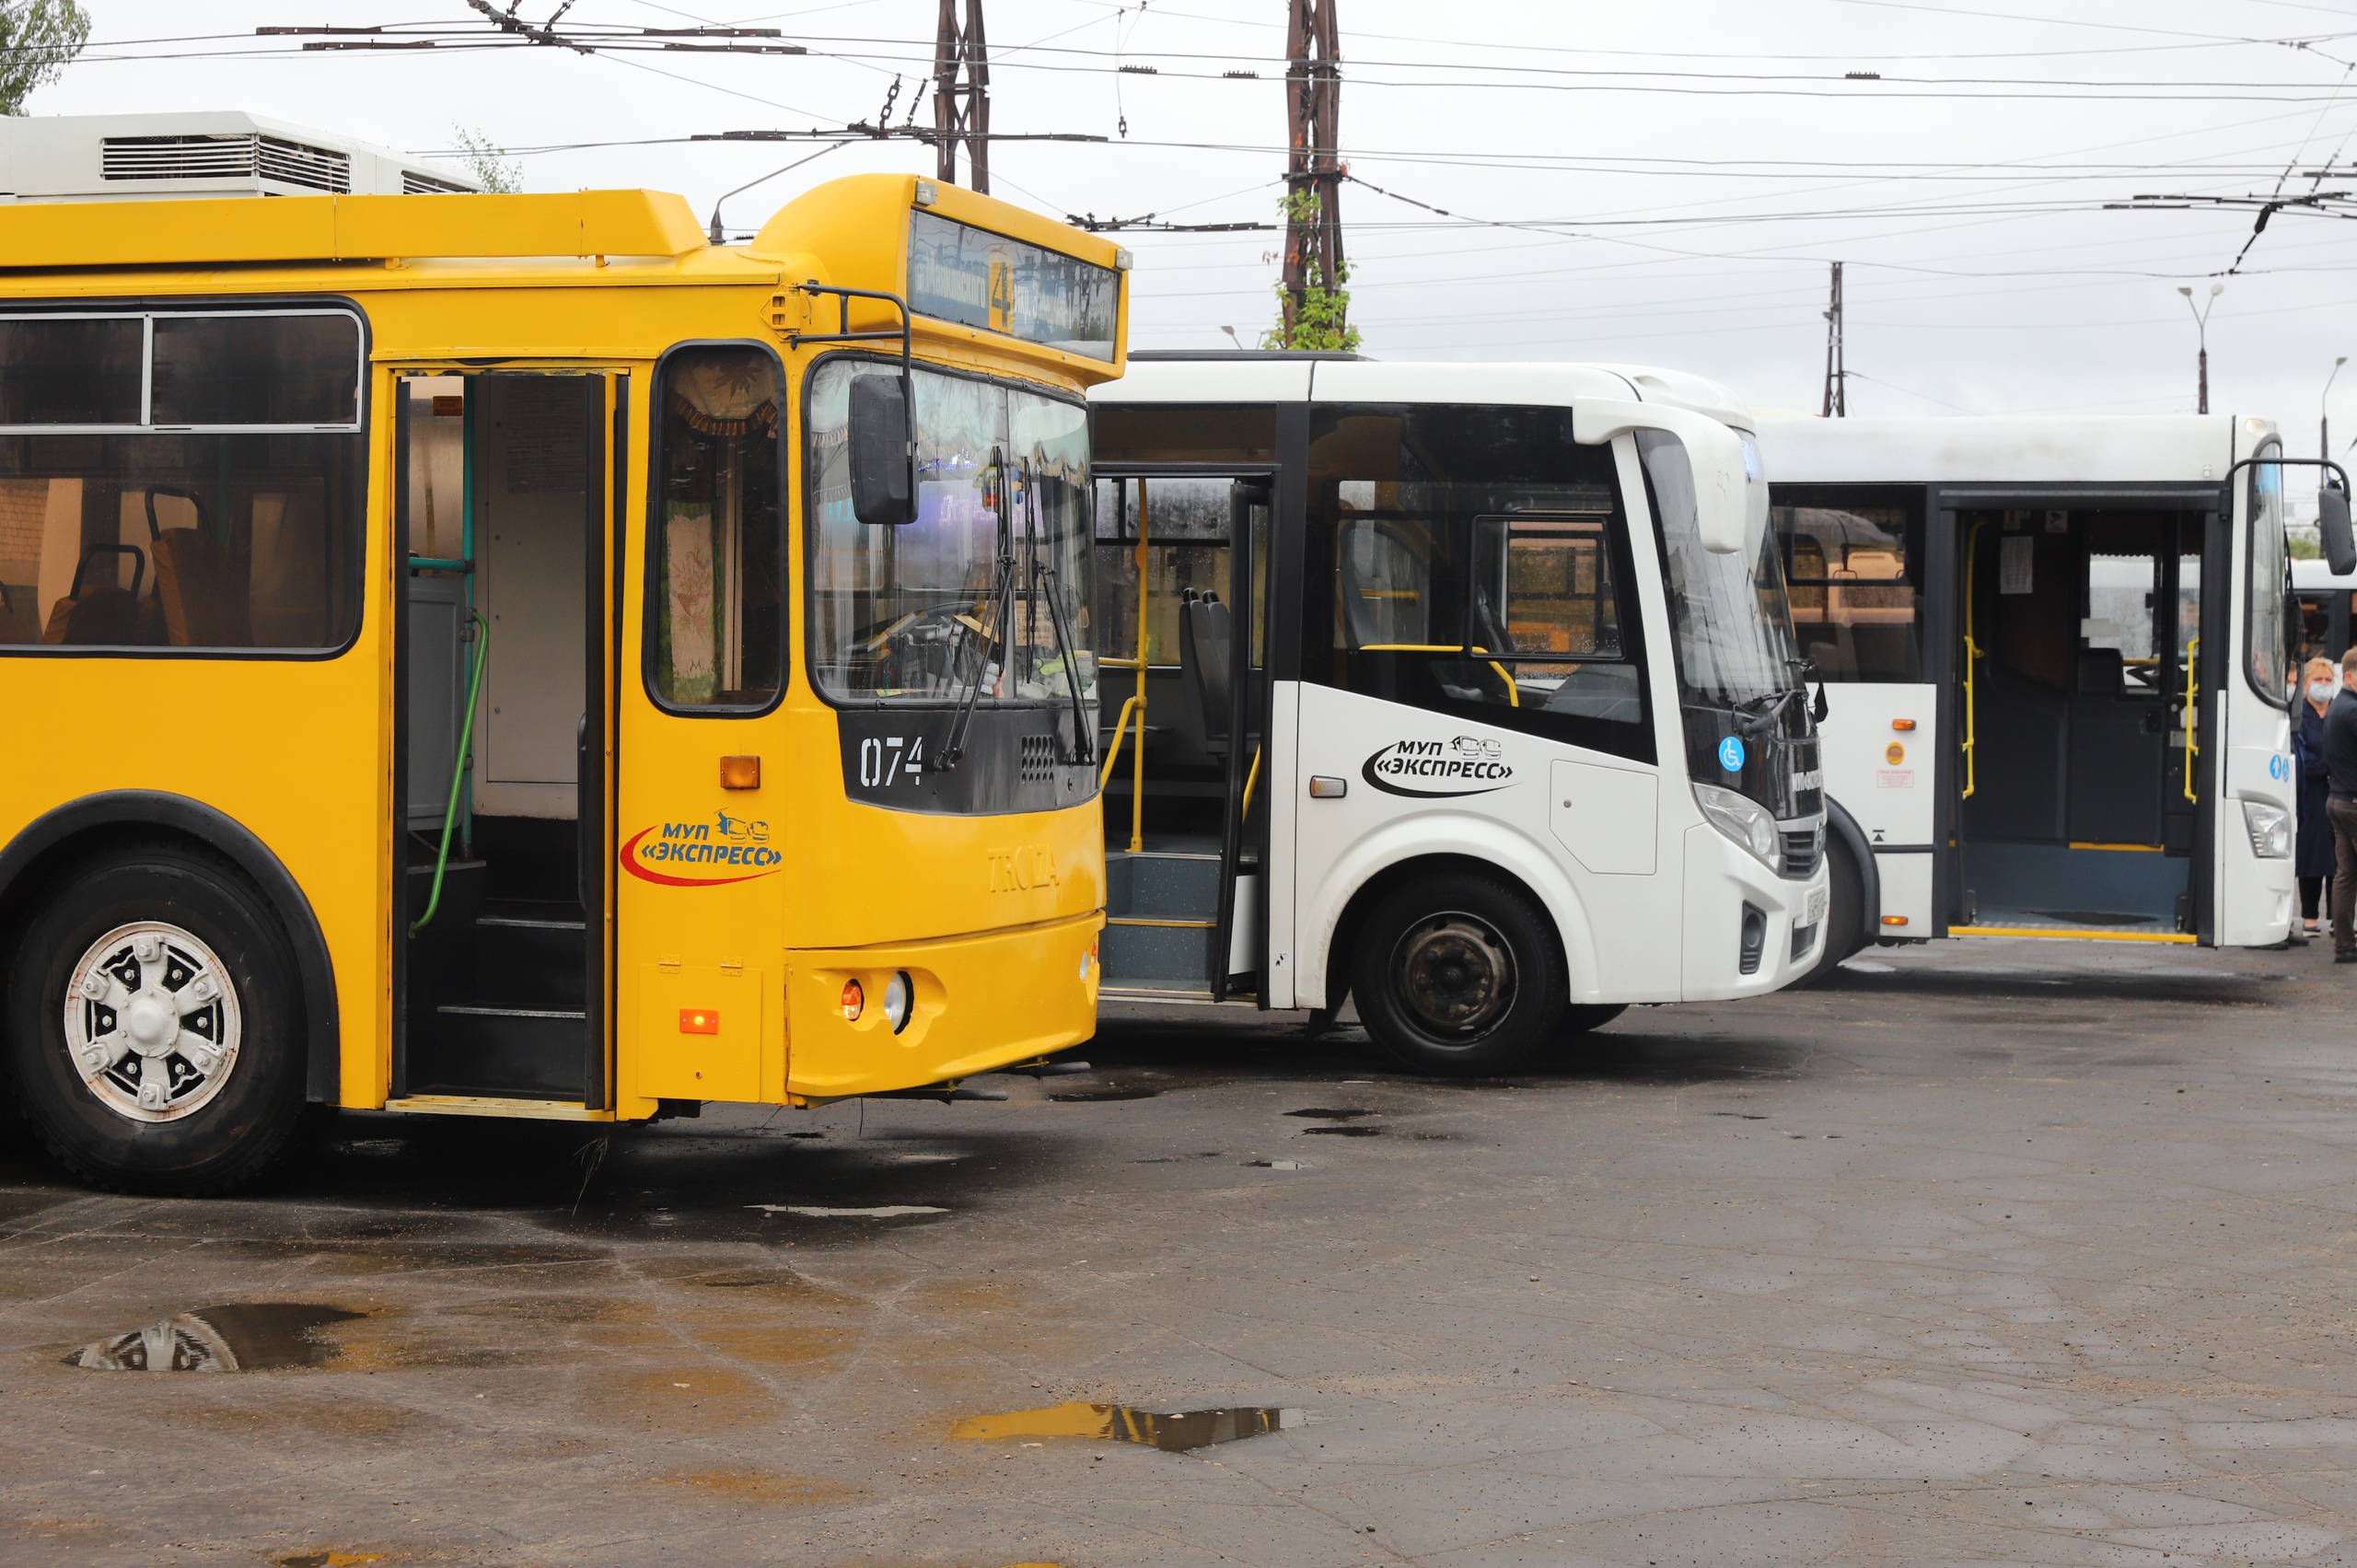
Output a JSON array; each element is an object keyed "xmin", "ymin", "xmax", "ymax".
[
  {"xmin": 679, "ymin": 1008, "xmax": 720, "ymax": 1034},
  {"xmin": 841, "ymin": 979, "xmax": 865, "ymax": 1021},
  {"xmin": 720, "ymin": 755, "xmax": 761, "ymax": 789},
  {"xmin": 1891, "ymin": 718, "xmax": 1916, "ymax": 731},
  {"xmin": 1881, "ymin": 914, "xmax": 1910, "ymax": 925}
]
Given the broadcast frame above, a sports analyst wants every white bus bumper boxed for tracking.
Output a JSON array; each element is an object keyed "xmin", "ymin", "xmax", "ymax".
[{"xmin": 1678, "ymin": 824, "xmax": 1832, "ymax": 1000}]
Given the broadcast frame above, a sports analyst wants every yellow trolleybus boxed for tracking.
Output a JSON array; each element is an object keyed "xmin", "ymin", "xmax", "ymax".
[{"xmin": 0, "ymin": 172, "xmax": 1121, "ymax": 1192}]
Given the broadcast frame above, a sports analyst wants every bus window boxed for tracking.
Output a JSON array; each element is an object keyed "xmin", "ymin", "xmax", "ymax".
[
  {"xmin": 1095, "ymin": 474, "xmax": 1235, "ymax": 665},
  {"xmin": 2084, "ymin": 548, "xmax": 2159, "ymax": 695},
  {"xmin": 1771, "ymin": 496, "xmax": 1921, "ymax": 682},
  {"xmin": 2247, "ymin": 450, "xmax": 2291, "ymax": 705},
  {"xmin": 649, "ymin": 345, "xmax": 785, "ymax": 709},
  {"xmin": 807, "ymin": 358, "xmax": 1093, "ymax": 707},
  {"xmin": 0, "ymin": 308, "xmax": 365, "ymax": 652},
  {"xmin": 1470, "ymin": 516, "xmax": 1640, "ymax": 725}
]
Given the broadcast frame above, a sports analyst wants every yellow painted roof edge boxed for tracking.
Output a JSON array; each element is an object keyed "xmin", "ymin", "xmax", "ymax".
[{"xmin": 0, "ymin": 189, "xmax": 708, "ymax": 269}]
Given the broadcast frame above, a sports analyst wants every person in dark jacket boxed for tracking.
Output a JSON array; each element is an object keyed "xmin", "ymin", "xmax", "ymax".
[
  {"xmin": 2297, "ymin": 656, "xmax": 2339, "ymax": 934},
  {"xmin": 2328, "ymin": 647, "xmax": 2357, "ymax": 962}
]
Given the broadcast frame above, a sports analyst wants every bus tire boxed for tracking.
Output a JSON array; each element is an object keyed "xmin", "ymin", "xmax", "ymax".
[
  {"xmin": 1793, "ymin": 837, "xmax": 1865, "ymax": 989},
  {"xmin": 1352, "ymin": 871, "xmax": 1566, "ymax": 1076},
  {"xmin": 6, "ymin": 843, "xmax": 306, "ymax": 1196}
]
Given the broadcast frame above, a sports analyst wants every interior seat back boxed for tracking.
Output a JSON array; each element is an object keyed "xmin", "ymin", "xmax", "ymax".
[{"xmin": 1177, "ymin": 587, "xmax": 1233, "ymax": 757}]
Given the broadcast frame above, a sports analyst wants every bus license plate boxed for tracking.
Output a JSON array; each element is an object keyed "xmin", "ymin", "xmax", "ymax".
[{"xmin": 1806, "ymin": 886, "xmax": 1829, "ymax": 926}]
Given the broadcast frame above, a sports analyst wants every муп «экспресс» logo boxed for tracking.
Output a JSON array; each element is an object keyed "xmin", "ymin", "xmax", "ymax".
[
  {"xmin": 620, "ymin": 811, "xmax": 782, "ymax": 888},
  {"xmin": 1362, "ymin": 736, "xmax": 1515, "ymax": 798}
]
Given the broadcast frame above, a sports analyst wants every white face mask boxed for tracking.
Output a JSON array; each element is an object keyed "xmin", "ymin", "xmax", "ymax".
[{"xmin": 2315, "ymin": 680, "xmax": 2343, "ymax": 704}]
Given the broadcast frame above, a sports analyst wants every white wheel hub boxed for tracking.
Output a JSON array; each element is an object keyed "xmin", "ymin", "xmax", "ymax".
[{"xmin": 63, "ymin": 922, "xmax": 240, "ymax": 1122}]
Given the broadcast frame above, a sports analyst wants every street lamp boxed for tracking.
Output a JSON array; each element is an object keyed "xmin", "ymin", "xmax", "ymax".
[
  {"xmin": 2325, "ymin": 355, "xmax": 2349, "ymax": 467},
  {"xmin": 2177, "ymin": 282, "xmax": 2223, "ymax": 414}
]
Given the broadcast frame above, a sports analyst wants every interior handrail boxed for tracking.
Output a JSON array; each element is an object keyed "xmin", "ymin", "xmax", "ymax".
[
  {"xmin": 411, "ymin": 610, "xmax": 490, "ymax": 936},
  {"xmin": 1238, "ymin": 744, "xmax": 1265, "ymax": 817},
  {"xmin": 1354, "ymin": 643, "xmax": 1520, "ymax": 707},
  {"xmin": 1961, "ymin": 519, "xmax": 1984, "ymax": 799},
  {"xmin": 2182, "ymin": 633, "xmax": 2200, "ymax": 804},
  {"xmin": 1098, "ymin": 692, "xmax": 1140, "ymax": 788}
]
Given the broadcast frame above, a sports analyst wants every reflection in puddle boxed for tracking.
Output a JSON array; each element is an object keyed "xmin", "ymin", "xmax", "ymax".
[
  {"xmin": 69, "ymin": 1304, "xmax": 363, "ymax": 1372},
  {"xmin": 1302, "ymin": 1124, "xmax": 1383, "ymax": 1137},
  {"xmin": 1286, "ymin": 1109, "xmax": 1373, "ymax": 1121},
  {"xmin": 952, "ymin": 1401, "xmax": 1304, "ymax": 1452},
  {"xmin": 1048, "ymin": 1086, "xmax": 1162, "ymax": 1103}
]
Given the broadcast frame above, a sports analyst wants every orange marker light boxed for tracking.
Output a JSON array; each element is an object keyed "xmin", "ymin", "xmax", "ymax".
[
  {"xmin": 841, "ymin": 979, "xmax": 865, "ymax": 1021},
  {"xmin": 679, "ymin": 1008, "xmax": 720, "ymax": 1034},
  {"xmin": 1891, "ymin": 718, "xmax": 1917, "ymax": 731},
  {"xmin": 1881, "ymin": 914, "xmax": 1910, "ymax": 925},
  {"xmin": 720, "ymin": 755, "xmax": 761, "ymax": 790}
]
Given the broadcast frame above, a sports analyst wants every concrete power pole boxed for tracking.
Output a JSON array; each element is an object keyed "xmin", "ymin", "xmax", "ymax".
[
  {"xmin": 1820, "ymin": 261, "xmax": 1847, "ymax": 418},
  {"xmin": 934, "ymin": 0, "xmax": 989, "ymax": 192},
  {"xmin": 1281, "ymin": 0, "xmax": 1343, "ymax": 346}
]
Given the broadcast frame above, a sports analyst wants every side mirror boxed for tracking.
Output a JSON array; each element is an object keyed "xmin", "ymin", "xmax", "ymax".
[
  {"xmin": 849, "ymin": 375, "xmax": 915, "ymax": 527},
  {"xmin": 1572, "ymin": 398, "xmax": 1748, "ymax": 553},
  {"xmin": 2321, "ymin": 482, "xmax": 2356, "ymax": 576}
]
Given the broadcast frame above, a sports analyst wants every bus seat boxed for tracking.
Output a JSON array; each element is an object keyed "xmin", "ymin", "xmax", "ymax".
[
  {"xmin": 0, "ymin": 583, "xmax": 34, "ymax": 644},
  {"xmin": 154, "ymin": 528, "xmax": 252, "ymax": 646},
  {"xmin": 42, "ymin": 543, "xmax": 147, "ymax": 645},
  {"xmin": 2075, "ymin": 646, "xmax": 2124, "ymax": 696},
  {"xmin": 1178, "ymin": 587, "xmax": 1233, "ymax": 757}
]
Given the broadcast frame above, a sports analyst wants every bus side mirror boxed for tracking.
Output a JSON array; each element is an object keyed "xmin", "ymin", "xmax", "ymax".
[
  {"xmin": 2321, "ymin": 482, "xmax": 2356, "ymax": 576},
  {"xmin": 849, "ymin": 375, "xmax": 916, "ymax": 527}
]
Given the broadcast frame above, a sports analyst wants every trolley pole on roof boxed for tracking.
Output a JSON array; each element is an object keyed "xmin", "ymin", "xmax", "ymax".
[
  {"xmin": 1281, "ymin": 0, "xmax": 1344, "ymax": 345},
  {"xmin": 934, "ymin": 0, "xmax": 990, "ymax": 192},
  {"xmin": 1820, "ymin": 261, "xmax": 1847, "ymax": 418}
]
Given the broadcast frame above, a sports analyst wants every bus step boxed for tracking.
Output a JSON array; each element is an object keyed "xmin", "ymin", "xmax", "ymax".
[
  {"xmin": 1099, "ymin": 919, "xmax": 1221, "ymax": 985},
  {"xmin": 457, "ymin": 903, "xmax": 588, "ymax": 1011},
  {"xmin": 1106, "ymin": 851, "xmax": 1220, "ymax": 921},
  {"xmin": 412, "ymin": 1006, "xmax": 588, "ymax": 1100}
]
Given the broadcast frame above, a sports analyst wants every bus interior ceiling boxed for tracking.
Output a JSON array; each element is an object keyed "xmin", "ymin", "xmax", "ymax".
[
  {"xmin": 1094, "ymin": 473, "xmax": 1267, "ymax": 994},
  {"xmin": 401, "ymin": 374, "xmax": 600, "ymax": 1100},
  {"xmin": 1959, "ymin": 505, "xmax": 2200, "ymax": 934}
]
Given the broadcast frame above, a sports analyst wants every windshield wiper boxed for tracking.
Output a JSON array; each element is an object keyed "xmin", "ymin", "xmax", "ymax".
[
  {"xmin": 935, "ymin": 451, "xmax": 1015, "ymax": 772},
  {"xmin": 1020, "ymin": 460, "xmax": 1096, "ymax": 768}
]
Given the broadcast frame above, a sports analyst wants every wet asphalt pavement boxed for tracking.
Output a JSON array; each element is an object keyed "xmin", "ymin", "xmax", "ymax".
[{"xmin": 6, "ymin": 937, "xmax": 2357, "ymax": 1567}]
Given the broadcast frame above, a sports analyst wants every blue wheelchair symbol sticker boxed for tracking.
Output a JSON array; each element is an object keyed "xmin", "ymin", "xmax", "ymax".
[{"xmin": 1718, "ymin": 735, "xmax": 1746, "ymax": 772}]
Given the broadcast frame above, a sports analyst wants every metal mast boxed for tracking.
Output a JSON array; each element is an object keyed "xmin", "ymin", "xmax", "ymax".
[
  {"xmin": 1820, "ymin": 261, "xmax": 1847, "ymax": 418},
  {"xmin": 934, "ymin": 0, "xmax": 990, "ymax": 192},
  {"xmin": 1281, "ymin": 0, "xmax": 1343, "ymax": 344}
]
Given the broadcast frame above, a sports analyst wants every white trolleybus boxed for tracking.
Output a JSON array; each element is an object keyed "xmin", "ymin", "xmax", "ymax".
[
  {"xmin": 1085, "ymin": 354, "xmax": 1831, "ymax": 1074},
  {"xmin": 1751, "ymin": 414, "xmax": 2349, "ymax": 969}
]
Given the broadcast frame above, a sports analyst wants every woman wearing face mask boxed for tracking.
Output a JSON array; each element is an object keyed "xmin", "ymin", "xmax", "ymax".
[{"xmin": 2296, "ymin": 655, "xmax": 2339, "ymax": 935}]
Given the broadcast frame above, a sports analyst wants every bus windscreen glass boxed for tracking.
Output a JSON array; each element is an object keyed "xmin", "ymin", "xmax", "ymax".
[
  {"xmin": 807, "ymin": 358, "xmax": 1095, "ymax": 707},
  {"xmin": 907, "ymin": 210, "xmax": 1119, "ymax": 361}
]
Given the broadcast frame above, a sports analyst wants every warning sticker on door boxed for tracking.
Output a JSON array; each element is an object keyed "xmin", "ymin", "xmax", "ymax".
[
  {"xmin": 1875, "ymin": 769, "xmax": 1915, "ymax": 789},
  {"xmin": 1363, "ymin": 737, "xmax": 1515, "ymax": 798}
]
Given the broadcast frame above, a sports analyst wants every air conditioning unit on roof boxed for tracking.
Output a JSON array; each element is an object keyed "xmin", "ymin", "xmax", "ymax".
[{"xmin": 0, "ymin": 111, "xmax": 480, "ymax": 203}]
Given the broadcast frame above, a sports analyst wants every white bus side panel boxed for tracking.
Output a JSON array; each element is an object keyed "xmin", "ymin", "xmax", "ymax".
[
  {"xmin": 1817, "ymin": 682, "xmax": 1938, "ymax": 934},
  {"xmin": 2216, "ymin": 468, "xmax": 2297, "ymax": 947},
  {"xmin": 1287, "ymin": 686, "xmax": 1687, "ymax": 1010},
  {"xmin": 1263, "ymin": 679, "xmax": 1304, "ymax": 1007}
]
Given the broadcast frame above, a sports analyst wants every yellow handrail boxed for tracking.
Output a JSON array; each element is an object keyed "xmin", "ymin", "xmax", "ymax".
[
  {"xmin": 1238, "ymin": 745, "xmax": 1264, "ymax": 816},
  {"xmin": 1960, "ymin": 519, "xmax": 1983, "ymax": 799},
  {"xmin": 1098, "ymin": 693, "xmax": 1140, "ymax": 788},
  {"xmin": 1130, "ymin": 482, "xmax": 1149, "ymax": 853},
  {"xmin": 2182, "ymin": 633, "xmax": 2200, "ymax": 803},
  {"xmin": 1354, "ymin": 644, "xmax": 1519, "ymax": 707}
]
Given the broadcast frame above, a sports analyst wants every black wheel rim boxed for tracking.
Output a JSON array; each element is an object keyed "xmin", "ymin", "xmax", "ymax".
[{"xmin": 1390, "ymin": 912, "xmax": 1516, "ymax": 1039}]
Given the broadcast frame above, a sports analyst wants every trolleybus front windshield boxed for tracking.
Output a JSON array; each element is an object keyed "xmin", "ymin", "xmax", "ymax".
[{"xmin": 807, "ymin": 358, "xmax": 1096, "ymax": 708}]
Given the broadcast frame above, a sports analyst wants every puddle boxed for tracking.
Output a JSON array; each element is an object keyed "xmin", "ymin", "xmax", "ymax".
[
  {"xmin": 1710, "ymin": 1112, "xmax": 1769, "ymax": 1121},
  {"xmin": 1132, "ymin": 1152, "xmax": 1224, "ymax": 1164},
  {"xmin": 327, "ymin": 1139, "xmax": 407, "ymax": 1157},
  {"xmin": 1302, "ymin": 1124, "xmax": 1383, "ymax": 1137},
  {"xmin": 275, "ymin": 1554, "xmax": 385, "ymax": 1568},
  {"xmin": 69, "ymin": 1304, "xmax": 363, "ymax": 1372},
  {"xmin": 1247, "ymin": 1159, "xmax": 1305, "ymax": 1169},
  {"xmin": 747, "ymin": 1204, "xmax": 946, "ymax": 1218},
  {"xmin": 1047, "ymin": 1086, "xmax": 1162, "ymax": 1103},
  {"xmin": 952, "ymin": 1400, "xmax": 1304, "ymax": 1452},
  {"xmin": 1410, "ymin": 1132, "xmax": 1457, "ymax": 1141},
  {"xmin": 1285, "ymin": 1108, "xmax": 1373, "ymax": 1121}
]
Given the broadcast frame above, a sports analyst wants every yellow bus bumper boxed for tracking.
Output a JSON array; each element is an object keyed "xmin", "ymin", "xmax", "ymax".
[{"xmin": 783, "ymin": 909, "xmax": 1105, "ymax": 1101}]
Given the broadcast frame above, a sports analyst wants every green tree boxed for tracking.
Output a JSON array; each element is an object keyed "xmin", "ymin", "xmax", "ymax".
[
  {"xmin": 450, "ymin": 126, "xmax": 522, "ymax": 194},
  {"xmin": 1261, "ymin": 189, "xmax": 1362, "ymax": 353},
  {"xmin": 0, "ymin": 0, "xmax": 89, "ymax": 116}
]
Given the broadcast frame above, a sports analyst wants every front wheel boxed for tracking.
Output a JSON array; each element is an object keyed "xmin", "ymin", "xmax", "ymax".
[
  {"xmin": 6, "ymin": 843, "xmax": 307, "ymax": 1195},
  {"xmin": 1353, "ymin": 872, "xmax": 1567, "ymax": 1076}
]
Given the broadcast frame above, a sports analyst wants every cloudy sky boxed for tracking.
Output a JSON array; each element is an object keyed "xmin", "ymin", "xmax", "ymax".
[{"xmin": 41, "ymin": 2, "xmax": 2357, "ymax": 463}]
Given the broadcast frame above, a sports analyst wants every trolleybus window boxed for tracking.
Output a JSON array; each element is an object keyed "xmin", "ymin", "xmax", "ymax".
[
  {"xmin": 807, "ymin": 357, "xmax": 1094, "ymax": 706},
  {"xmin": 2247, "ymin": 447, "xmax": 2291, "ymax": 706},
  {"xmin": 0, "ymin": 308, "xmax": 365, "ymax": 652},
  {"xmin": 649, "ymin": 344, "xmax": 785, "ymax": 709},
  {"xmin": 1304, "ymin": 402, "xmax": 1650, "ymax": 760},
  {"xmin": 1770, "ymin": 495, "xmax": 1922, "ymax": 682}
]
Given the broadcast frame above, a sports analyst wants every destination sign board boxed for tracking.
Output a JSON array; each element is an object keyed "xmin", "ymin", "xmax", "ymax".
[{"xmin": 906, "ymin": 208, "xmax": 1119, "ymax": 361}]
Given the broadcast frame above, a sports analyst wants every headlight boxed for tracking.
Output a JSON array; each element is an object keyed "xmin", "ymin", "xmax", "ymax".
[
  {"xmin": 1694, "ymin": 783, "xmax": 1780, "ymax": 870},
  {"xmin": 883, "ymin": 970, "xmax": 914, "ymax": 1034},
  {"xmin": 2242, "ymin": 799, "xmax": 2292, "ymax": 859}
]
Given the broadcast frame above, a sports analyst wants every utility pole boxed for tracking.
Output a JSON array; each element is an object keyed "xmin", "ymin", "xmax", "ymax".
[
  {"xmin": 934, "ymin": 0, "xmax": 989, "ymax": 192},
  {"xmin": 1281, "ymin": 0, "xmax": 1343, "ymax": 346},
  {"xmin": 1820, "ymin": 261, "xmax": 1846, "ymax": 418}
]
